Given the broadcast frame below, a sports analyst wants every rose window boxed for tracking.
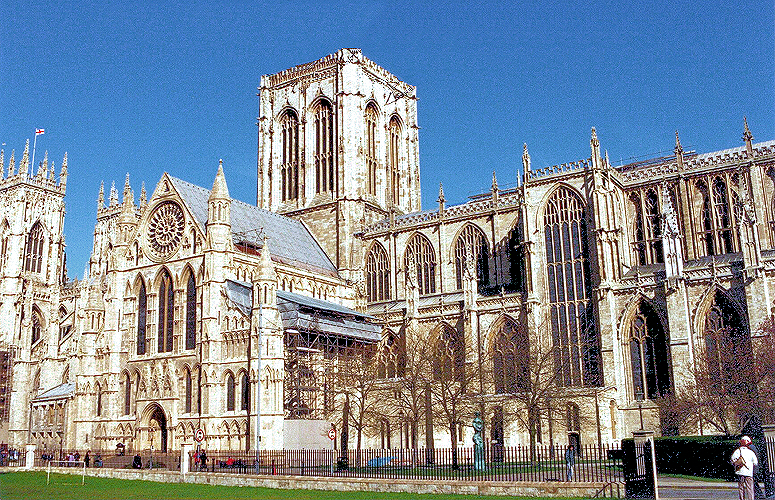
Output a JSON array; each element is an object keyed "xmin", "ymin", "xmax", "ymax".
[{"xmin": 148, "ymin": 202, "xmax": 184, "ymax": 257}]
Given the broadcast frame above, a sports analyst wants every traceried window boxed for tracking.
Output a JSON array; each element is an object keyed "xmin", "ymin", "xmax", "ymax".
[
  {"xmin": 226, "ymin": 373, "xmax": 236, "ymax": 412},
  {"xmin": 366, "ymin": 243, "xmax": 391, "ymax": 302},
  {"xmin": 704, "ymin": 291, "xmax": 750, "ymax": 394},
  {"xmin": 365, "ymin": 103, "xmax": 378, "ymax": 196},
  {"xmin": 454, "ymin": 224, "xmax": 489, "ymax": 290},
  {"xmin": 699, "ymin": 178, "xmax": 736, "ymax": 257},
  {"xmin": 544, "ymin": 187, "xmax": 601, "ymax": 387},
  {"xmin": 157, "ymin": 271, "xmax": 174, "ymax": 353},
  {"xmin": 389, "ymin": 116, "xmax": 402, "ymax": 205},
  {"xmin": 492, "ymin": 318, "xmax": 529, "ymax": 393},
  {"xmin": 632, "ymin": 190, "xmax": 663, "ymax": 265},
  {"xmin": 378, "ymin": 331, "xmax": 405, "ymax": 379},
  {"xmin": 630, "ymin": 302, "xmax": 671, "ymax": 400},
  {"xmin": 96, "ymin": 382, "xmax": 103, "ymax": 417},
  {"xmin": 314, "ymin": 100, "xmax": 335, "ymax": 194},
  {"xmin": 433, "ymin": 325, "xmax": 464, "ymax": 382},
  {"xmin": 185, "ymin": 274, "xmax": 196, "ymax": 350},
  {"xmin": 24, "ymin": 221, "xmax": 45, "ymax": 273},
  {"xmin": 404, "ymin": 234, "xmax": 436, "ymax": 295},
  {"xmin": 31, "ymin": 309, "xmax": 42, "ymax": 345},
  {"xmin": 137, "ymin": 281, "xmax": 147, "ymax": 355},
  {"xmin": 280, "ymin": 109, "xmax": 300, "ymax": 202}
]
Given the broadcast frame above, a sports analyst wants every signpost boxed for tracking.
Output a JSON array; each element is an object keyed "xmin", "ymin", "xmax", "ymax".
[{"xmin": 329, "ymin": 425, "xmax": 336, "ymax": 473}]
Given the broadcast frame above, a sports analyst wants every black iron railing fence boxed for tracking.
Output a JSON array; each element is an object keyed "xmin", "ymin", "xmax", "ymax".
[
  {"xmin": 35, "ymin": 449, "xmax": 180, "ymax": 470},
  {"xmin": 190, "ymin": 443, "xmax": 623, "ymax": 483}
]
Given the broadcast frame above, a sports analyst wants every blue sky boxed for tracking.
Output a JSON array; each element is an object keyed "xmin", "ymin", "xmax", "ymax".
[{"xmin": 2, "ymin": 1, "xmax": 773, "ymax": 278}]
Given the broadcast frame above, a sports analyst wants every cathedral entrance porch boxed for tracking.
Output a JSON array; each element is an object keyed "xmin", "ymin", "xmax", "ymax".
[{"xmin": 139, "ymin": 403, "xmax": 168, "ymax": 453}]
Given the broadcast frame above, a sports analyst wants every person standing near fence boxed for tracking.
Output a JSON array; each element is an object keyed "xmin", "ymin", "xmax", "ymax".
[
  {"xmin": 732, "ymin": 436, "xmax": 758, "ymax": 500},
  {"xmin": 565, "ymin": 444, "xmax": 576, "ymax": 481}
]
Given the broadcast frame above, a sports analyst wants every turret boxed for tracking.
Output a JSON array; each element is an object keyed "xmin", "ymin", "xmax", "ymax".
[
  {"xmin": 437, "ymin": 183, "xmax": 445, "ymax": 215},
  {"xmin": 743, "ymin": 116, "xmax": 754, "ymax": 158},
  {"xmin": 139, "ymin": 182, "xmax": 147, "ymax": 209},
  {"xmin": 38, "ymin": 151, "xmax": 48, "ymax": 179},
  {"xmin": 117, "ymin": 174, "xmax": 138, "ymax": 246},
  {"xmin": 19, "ymin": 140, "xmax": 29, "ymax": 177},
  {"xmin": 8, "ymin": 150, "xmax": 15, "ymax": 177},
  {"xmin": 521, "ymin": 143, "xmax": 531, "ymax": 183},
  {"xmin": 97, "ymin": 182, "xmax": 105, "ymax": 212},
  {"xmin": 207, "ymin": 160, "xmax": 232, "ymax": 249},
  {"xmin": 674, "ymin": 131, "xmax": 684, "ymax": 170},
  {"xmin": 109, "ymin": 181, "xmax": 118, "ymax": 207}
]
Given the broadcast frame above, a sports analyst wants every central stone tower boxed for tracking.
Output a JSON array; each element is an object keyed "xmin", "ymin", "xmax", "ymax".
[{"xmin": 257, "ymin": 48, "xmax": 420, "ymax": 283}]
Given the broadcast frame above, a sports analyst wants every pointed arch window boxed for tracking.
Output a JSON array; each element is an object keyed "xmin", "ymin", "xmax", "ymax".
[
  {"xmin": 365, "ymin": 104, "xmax": 378, "ymax": 196},
  {"xmin": 433, "ymin": 326, "xmax": 464, "ymax": 382},
  {"xmin": 699, "ymin": 179, "xmax": 736, "ymax": 257},
  {"xmin": 241, "ymin": 372, "xmax": 249, "ymax": 411},
  {"xmin": 544, "ymin": 187, "xmax": 601, "ymax": 387},
  {"xmin": 184, "ymin": 368, "xmax": 192, "ymax": 413},
  {"xmin": 157, "ymin": 271, "xmax": 174, "ymax": 353},
  {"xmin": 96, "ymin": 382, "xmax": 103, "ymax": 417},
  {"xmin": 280, "ymin": 109, "xmax": 300, "ymax": 202},
  {"xmin": 137, "ymin": 281, "xmax": 147, "ymax": 355},
  {"xmin": 24, "ymin": 221, "xmax": 45, "ymax": 273},
  {"xmin": 405, "ymin": 234, "xmax": 436, "ymax": 295},
  {"xmin": 507, "ymin": 223, "xmax": 526, "ymax": 292},
  {"xmin": 712, "ymin": 178, "xmax": 734, "ymax": 253},
  {"xmin": 492, "ymin": 318, "xmax": 529, "ymax": 393},
  {"xmin": 705, "ymin": 292, "xmax": 750, "ymax": 394},
  {"xmin": 632, "ymin": 190, "xmax": 663, "ymax": 265},
  {"xmin": 378, "ymin": 332, "xmax": 404, "ymax": 379},
  {"xmin": 630, "ymin": 302, "xmax": 671, "ymax": 400},
  {"xmin": 314, "ymin": 100, "xmax": 335, "ymax": 194},
  {"xmin": 185, "ymin": 274, "xmax": 196, "ymax": 350},
  {"xmin": 124, "ymin": 372, "xmax": 132, "ymax": 415},
  {"xmin": 389, "ymin": 116, "xmax": 402, "ymax": 205},
  {"xmin": 454, "ymin": 224, "xmax": 489, "ymax": 290},
  {"xmin": 366, "ymin": 243, "xmax": 391, "ymax": 302},
  {"xmin": 226, "ymin": 373, "xmax": 236, "ymax": 412},
  {"xmin": 31, "ymin": 309, "xmax": 42, "ymax": 345}
]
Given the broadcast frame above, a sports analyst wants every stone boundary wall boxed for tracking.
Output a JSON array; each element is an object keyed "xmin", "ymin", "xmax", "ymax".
[{"xmin": 29, "ymin": 467, "xmax": 621, "ymax": 498}]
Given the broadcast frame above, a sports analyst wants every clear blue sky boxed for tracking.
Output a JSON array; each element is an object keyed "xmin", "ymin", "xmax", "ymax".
[{"xmin": 2, "ymin": 1, "xmax": 773, "ymax": 278}]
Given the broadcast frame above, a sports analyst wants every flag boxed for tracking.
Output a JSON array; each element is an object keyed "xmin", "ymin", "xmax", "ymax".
[{"xmin": 35, "ymin": 129, "xmax": 44, "ymax": 135}]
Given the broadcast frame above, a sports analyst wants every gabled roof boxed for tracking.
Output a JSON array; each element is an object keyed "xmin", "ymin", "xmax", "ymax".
[{"xmin": 168, "ymin": 176, "xmax": 337, "ymax": 276}]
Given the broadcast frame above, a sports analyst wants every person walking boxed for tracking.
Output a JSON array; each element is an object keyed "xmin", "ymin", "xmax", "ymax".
[
  {"xmin": 565, "ymin": 444, "xmax": 576, "ymax": 481},
  {"xmin": 731, "ymin": 436, "xmax": 758, "ymax": 500},
  {"xmin": 84, "ymin": 451, "xmax": 90, "ymax": 468}
]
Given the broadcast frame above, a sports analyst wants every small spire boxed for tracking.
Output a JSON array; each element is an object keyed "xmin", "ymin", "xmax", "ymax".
[
  {"xmin": 743, "ymin": 116, "xmax": 753, "ymax": 143},
  {"xmin": 109, "ymin": 181, "xmax": 118, "ymax": 206},
  {"xmin": 0, "ymin": 150, "xmax": 4, "ymax": 179},
  {"xmin": 60, "ymin": 152, "xmax": 68, "ymax": 180},
  {"xmin": 210, "ymin": 159, "xmax": 230, "ymax": 200},
  {"xmin": 491, "ymin": 171, "xmax": 498, "ymax": 192},
  {"xmin": 97, "ymin": 181, "xmax": 105, "ymax": 211},
  {"xmin": 123, "ymin": 173, "xmax": 131, "ymax": 198},
  {"xmin": 522, "ymin": 143, "xmax": 531, "ymax": 172},
  {"xmin": 140, "ymin": 182, "xmax": 147, "ymax": 207},
  {"xmin": 604, "ymin": 149, "xmax": 610, "ymax": 167},
  {"xmin": 20, "ymin": 140, "xmax": 29, "ymax": 176},
  {"xmin": 591, "ymin": 127, "xmax": 599, "ymax": 148},
  {"xmin": 674, "ymin": 131, "xmax": 683, "ymax": 155},
  {"xmin": 38, "ymin": 151, "xmax": 48, "ymax": 178},
  {"xmin": 437, "ymin": 182, "xmax": 445, "ymax": 203},
  {"xmin": 8, "ymin": 150, "xmax": 15, "ymax": 176}
]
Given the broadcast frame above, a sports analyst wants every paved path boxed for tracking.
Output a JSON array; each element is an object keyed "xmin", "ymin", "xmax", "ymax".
[{"xmin": 658, "ymin": 476, "xmax": 753, "ymax": 500}]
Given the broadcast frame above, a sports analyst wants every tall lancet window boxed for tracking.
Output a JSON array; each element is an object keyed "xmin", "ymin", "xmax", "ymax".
[
  {"xmin": 31, "ymin": 309, "xmax": 42, "ymax": 345},
  {"xmin": 644, "ymin": 190, "xmax": 663, "ymax": 263},
  {"xmin": 544, "ymin": 187, "xmax": 601, "ymax": 387},
  {"xmin": 158, "ymin": 271, "xmax": 174, "ymax": 353},
  {"xmin": 137, "ymin": 281, "xmax": 147, "ymax": 355},
  {"xmin": 24, "ymin": 221, "xmax": 45, "ymax": 273},
  {"xmin": 705, "ymin": 291, "xmax": 750, "ymax": 393},
  {"xmin": 454, "ymin": 224, "xmax": 489, "ymax": 290},
  {"xmin": 405, "ymin": 234, "xmax": 436, "ymax": 295},
  {"xmin": 366, "ymin": 242, "xmax": 391, "ymax": 302},
  {"xmin": 630, "ymin": 302, "xmax": 671, "ymax": 401},
  {"xmin": 712, "ymin": 177, "xmax": 734, "ymax": 254},
  {"xmin": 185, "ymin": 274, "xmax": 196, "ymax": 350},
  {"xmin": 365, "ymin": 104, "xmax": 378, "ymax": 196},
  {"xmin": 389, "ymin": 116, "xmax": 402, "ymax": 205},
  {"xmin": 314, "ymin": 100, "xmax": 335, "ymax": 194},
  {"xmin": 280, "ymin": 109, "xmax": 299, "ymax": 202}
]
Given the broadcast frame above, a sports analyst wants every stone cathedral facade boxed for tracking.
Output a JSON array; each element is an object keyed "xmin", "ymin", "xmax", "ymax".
[{"xmin": 1, "ymin": 49, "xmax": 774, "ymax": 454}]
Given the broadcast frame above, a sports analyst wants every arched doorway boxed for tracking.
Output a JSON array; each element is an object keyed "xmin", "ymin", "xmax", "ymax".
[{"xmin": 142, "ymin": 403, "xmax": 168, "ymax": 452}]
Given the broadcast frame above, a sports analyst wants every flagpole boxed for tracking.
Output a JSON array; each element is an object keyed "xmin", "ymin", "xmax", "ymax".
[{"xmin": 31, "ymin": 132, "xmax": 37, "ymax": 176}]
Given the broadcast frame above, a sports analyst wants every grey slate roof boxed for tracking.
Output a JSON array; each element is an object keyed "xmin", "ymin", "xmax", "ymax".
[
  {"xmin": 277, "ymin": 290, "xmax": 381, "ymax": 342},
  {"xmin": 168, "ymin": 176, "xmax": 337, "ymax": 276},
  {"xmin": 32, "ymin": 382, "xmax": 75, "ymax": 403}
]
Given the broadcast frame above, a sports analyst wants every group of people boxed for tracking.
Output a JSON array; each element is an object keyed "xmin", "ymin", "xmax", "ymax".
[{"xmin": 193, "ymin": 450, "xmax": 207, "ymax": 470}]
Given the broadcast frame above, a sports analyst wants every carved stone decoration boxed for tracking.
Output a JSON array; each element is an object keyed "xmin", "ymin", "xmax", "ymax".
[{"xmin": 148, "ymin": 201, "xmax": 184, "ymax": 258}]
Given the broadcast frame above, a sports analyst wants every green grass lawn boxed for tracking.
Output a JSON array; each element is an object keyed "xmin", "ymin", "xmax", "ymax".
[{"xmin": 0, "ymin": 471, "xmax": 588, "ymax": 500}]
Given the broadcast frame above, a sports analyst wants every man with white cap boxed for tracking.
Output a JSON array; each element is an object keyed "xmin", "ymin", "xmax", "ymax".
[{"xmin": 731, "ymin": 436, "xmax": 758, "ymax": 500}]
